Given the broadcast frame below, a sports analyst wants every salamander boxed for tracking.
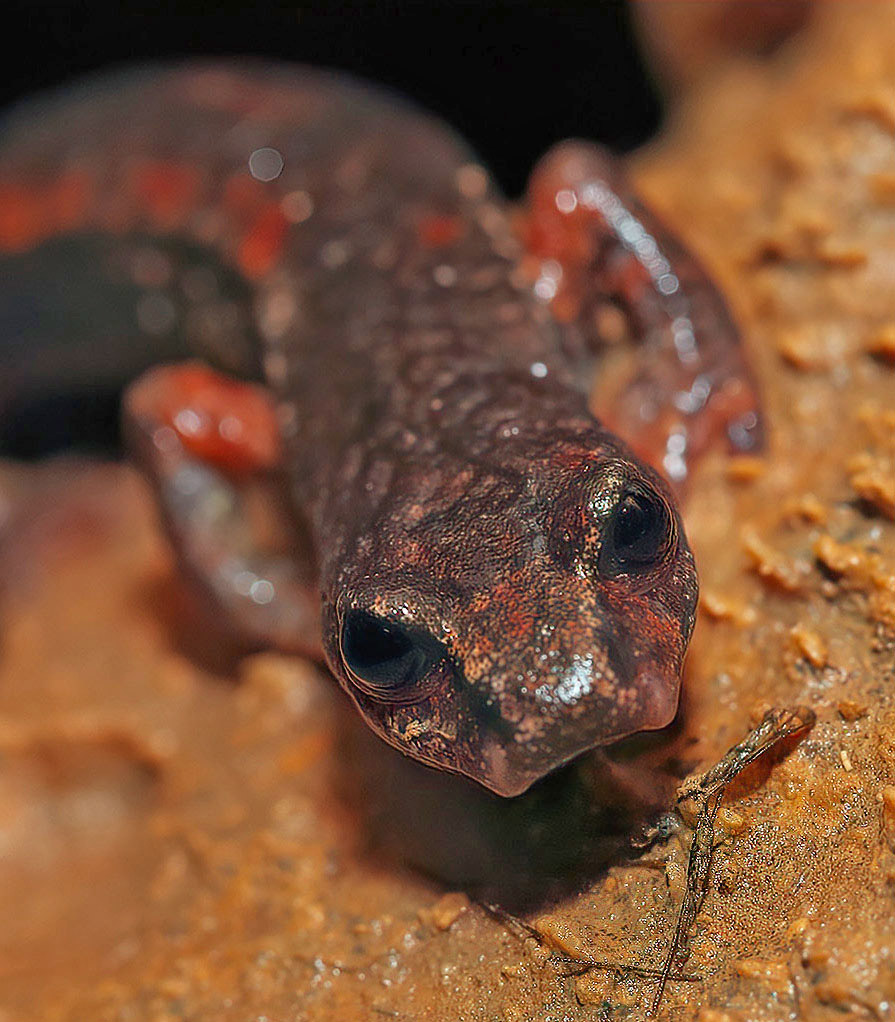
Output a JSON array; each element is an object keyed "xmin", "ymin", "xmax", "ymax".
[{"xmin": 0, "ymin": 64, "xmax": 761, "ymax": 796}]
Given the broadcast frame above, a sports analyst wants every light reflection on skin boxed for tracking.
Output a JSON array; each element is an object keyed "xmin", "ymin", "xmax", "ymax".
[{"xmin": 535, "ymin": 652, "xmax": 595, "ymax": 708}]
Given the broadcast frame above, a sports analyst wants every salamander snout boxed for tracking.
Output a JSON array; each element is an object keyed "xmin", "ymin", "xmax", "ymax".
[
  {"xmin": 467, "ymin": 459, "xmax": 699, "ymax": 795},
  {"xmin": 449, "ymin": 547, "xmax": 696, "ymax": 796}
]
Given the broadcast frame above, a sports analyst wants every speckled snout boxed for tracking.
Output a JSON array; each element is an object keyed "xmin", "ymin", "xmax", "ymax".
[
  {"xmin": 448, "ymin": 565, "xmax": 697, "ymax": 796},
  {"xmin": 325, "ymin": 486, "xmax": 698, "ymax": 797},
  {"xmin": 475, "ymin": 640, "xmax": 689, "ymax": 797}
]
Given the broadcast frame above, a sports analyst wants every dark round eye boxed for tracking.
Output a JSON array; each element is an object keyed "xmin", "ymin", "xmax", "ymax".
[
  {"xmin": 339, "ymin": 608, "xmax": 445, "ymax": 697},
  {"xmin": 599, "ymin": 487, "xmax": 673, "ymax": 575}
]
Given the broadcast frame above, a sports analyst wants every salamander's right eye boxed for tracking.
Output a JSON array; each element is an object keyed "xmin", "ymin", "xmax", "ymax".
[{"xmin": 339, "ymin": 609, "xmax": 445, "ymax": 699}]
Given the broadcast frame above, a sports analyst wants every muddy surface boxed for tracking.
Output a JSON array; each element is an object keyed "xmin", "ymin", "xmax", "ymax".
[{"xmin": 2, "ymin": 4, "xmax": 895, "ymax": 1019}]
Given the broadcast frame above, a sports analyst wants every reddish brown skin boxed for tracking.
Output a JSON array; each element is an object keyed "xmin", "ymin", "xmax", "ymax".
[
  {"xmin": 519, "ymin": 142, "xmax": 763, "ymax": 482},
  {"xmin": 0, "ymin": 64, "xmax": 759, "ymax": 795},
  {"xmin": 127, "ymin": 362, "xmax": 281, "ymax": 474}
]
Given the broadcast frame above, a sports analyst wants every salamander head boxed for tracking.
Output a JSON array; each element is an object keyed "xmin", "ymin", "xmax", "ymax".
[{"xmin": 323, "ymin": 447, "xmax": 698, "ymax": 797}]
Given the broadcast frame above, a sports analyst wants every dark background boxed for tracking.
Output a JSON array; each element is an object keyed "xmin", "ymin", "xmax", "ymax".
[
  {"xmin": 0, "ymin": 1, "xmax": 662, "ymax": 456},
  {"xmin": 1, "ymin": 2, "xmax": 661, "ymax": 193}
]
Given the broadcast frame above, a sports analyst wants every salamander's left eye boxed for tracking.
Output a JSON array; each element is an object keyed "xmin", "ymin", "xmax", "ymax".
[
  {"xmin": 339, "ymin": 608, "xmax": 445, "ymax": 698},
  {"xmin": 599, "ymin": 487, "xmax": 674, "ymax": 576}
]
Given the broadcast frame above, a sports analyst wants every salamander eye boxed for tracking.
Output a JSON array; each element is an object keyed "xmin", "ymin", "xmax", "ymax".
[
  {"xmin": 339, "ymin": 608, "xmax": 445, "ymax": 698},
  {"xmin": 599, "ymin": 487, "xmax": 674, "ymax": 576}
]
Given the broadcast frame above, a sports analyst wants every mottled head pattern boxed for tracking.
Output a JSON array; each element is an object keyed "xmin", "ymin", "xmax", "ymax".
[{"xmin": 320, "ymin": 411, "xmax": 698, "ymax": 797}]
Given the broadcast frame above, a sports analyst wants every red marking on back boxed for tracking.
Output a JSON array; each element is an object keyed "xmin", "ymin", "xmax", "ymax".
[
  {"xmin": 238, "ymin": 202, "xmax": 289, "ymax": 279},
  {"xmin": 0, "ymin": 171, "xmax": 92, "ymax": 252},
  {"xmin": 129, "ymin": 160, "xmax": 203, "ymax": 229},
  {"xmin": 0, "ymin": 182, "xmax": 46, "ymax": 251},
  {"xmin": 130, "ymin": 363, "xmax": 281, "ymax": 475},
  {"xmin": 418, "ymin": 213, "xmax": 465, "ymax": 248}
]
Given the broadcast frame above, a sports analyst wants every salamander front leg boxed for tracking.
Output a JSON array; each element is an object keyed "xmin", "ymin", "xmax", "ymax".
[
  {"xmin": 124, "ymin": 362, "xmax": 322, "ymax": 657},
  {"xmin": 520, "ymin": 141, "xmax": 764, "ymax": 486}
]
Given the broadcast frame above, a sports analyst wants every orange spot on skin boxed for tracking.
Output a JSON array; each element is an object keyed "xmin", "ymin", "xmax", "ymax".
[
  {"xmin": 131, "ymin": 363, "xmax": 281, "ymax": 475},
  {"xmin": 0, "ymin": 182, "xmax": 46, "ymax": 251},
  {"xmin": 520, "ymin": 159, "xmax": 594, "ymax": 266},
  {"xmin": 418, "ymin": 213, "xmax": 465, "ymax": 248},
  {"xmin": 238, "ymin": 202, "xmax": 289, "ymax": 279},
  {"xmin": 0, "ymin": 171, "xmax": 92, "ymax": 252},
  {"xmin": 223, "ymin": 172, "xmax": 290, "ymax": 276},
  {"xmin": 517, "ymin": 155, "xmax": 615, "ymax": 323},
  {"xmin": 129, "ymin": 160, "xmax": 203, "ymax": 228}
]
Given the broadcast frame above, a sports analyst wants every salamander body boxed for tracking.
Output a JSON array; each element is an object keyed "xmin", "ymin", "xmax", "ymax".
[{"xmin": 0, "ymin": 64, "xmax": 761, "ymax": 794}]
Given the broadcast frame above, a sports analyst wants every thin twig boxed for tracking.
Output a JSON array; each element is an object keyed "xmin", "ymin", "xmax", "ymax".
[
  {"xmin": 648, "ymin": 706, "xmax": 816, "ymax": 1015},
  {"xmin": 477, "ymin": 901, "xmax": 699, "ymax": 987},
  {"xmin": 476, "ymin": 707, "xmax": 815, "ymax": 1016},
  {"xmin": 552, "ymin": 956, "xmax": 701, "ymax": 982}
]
